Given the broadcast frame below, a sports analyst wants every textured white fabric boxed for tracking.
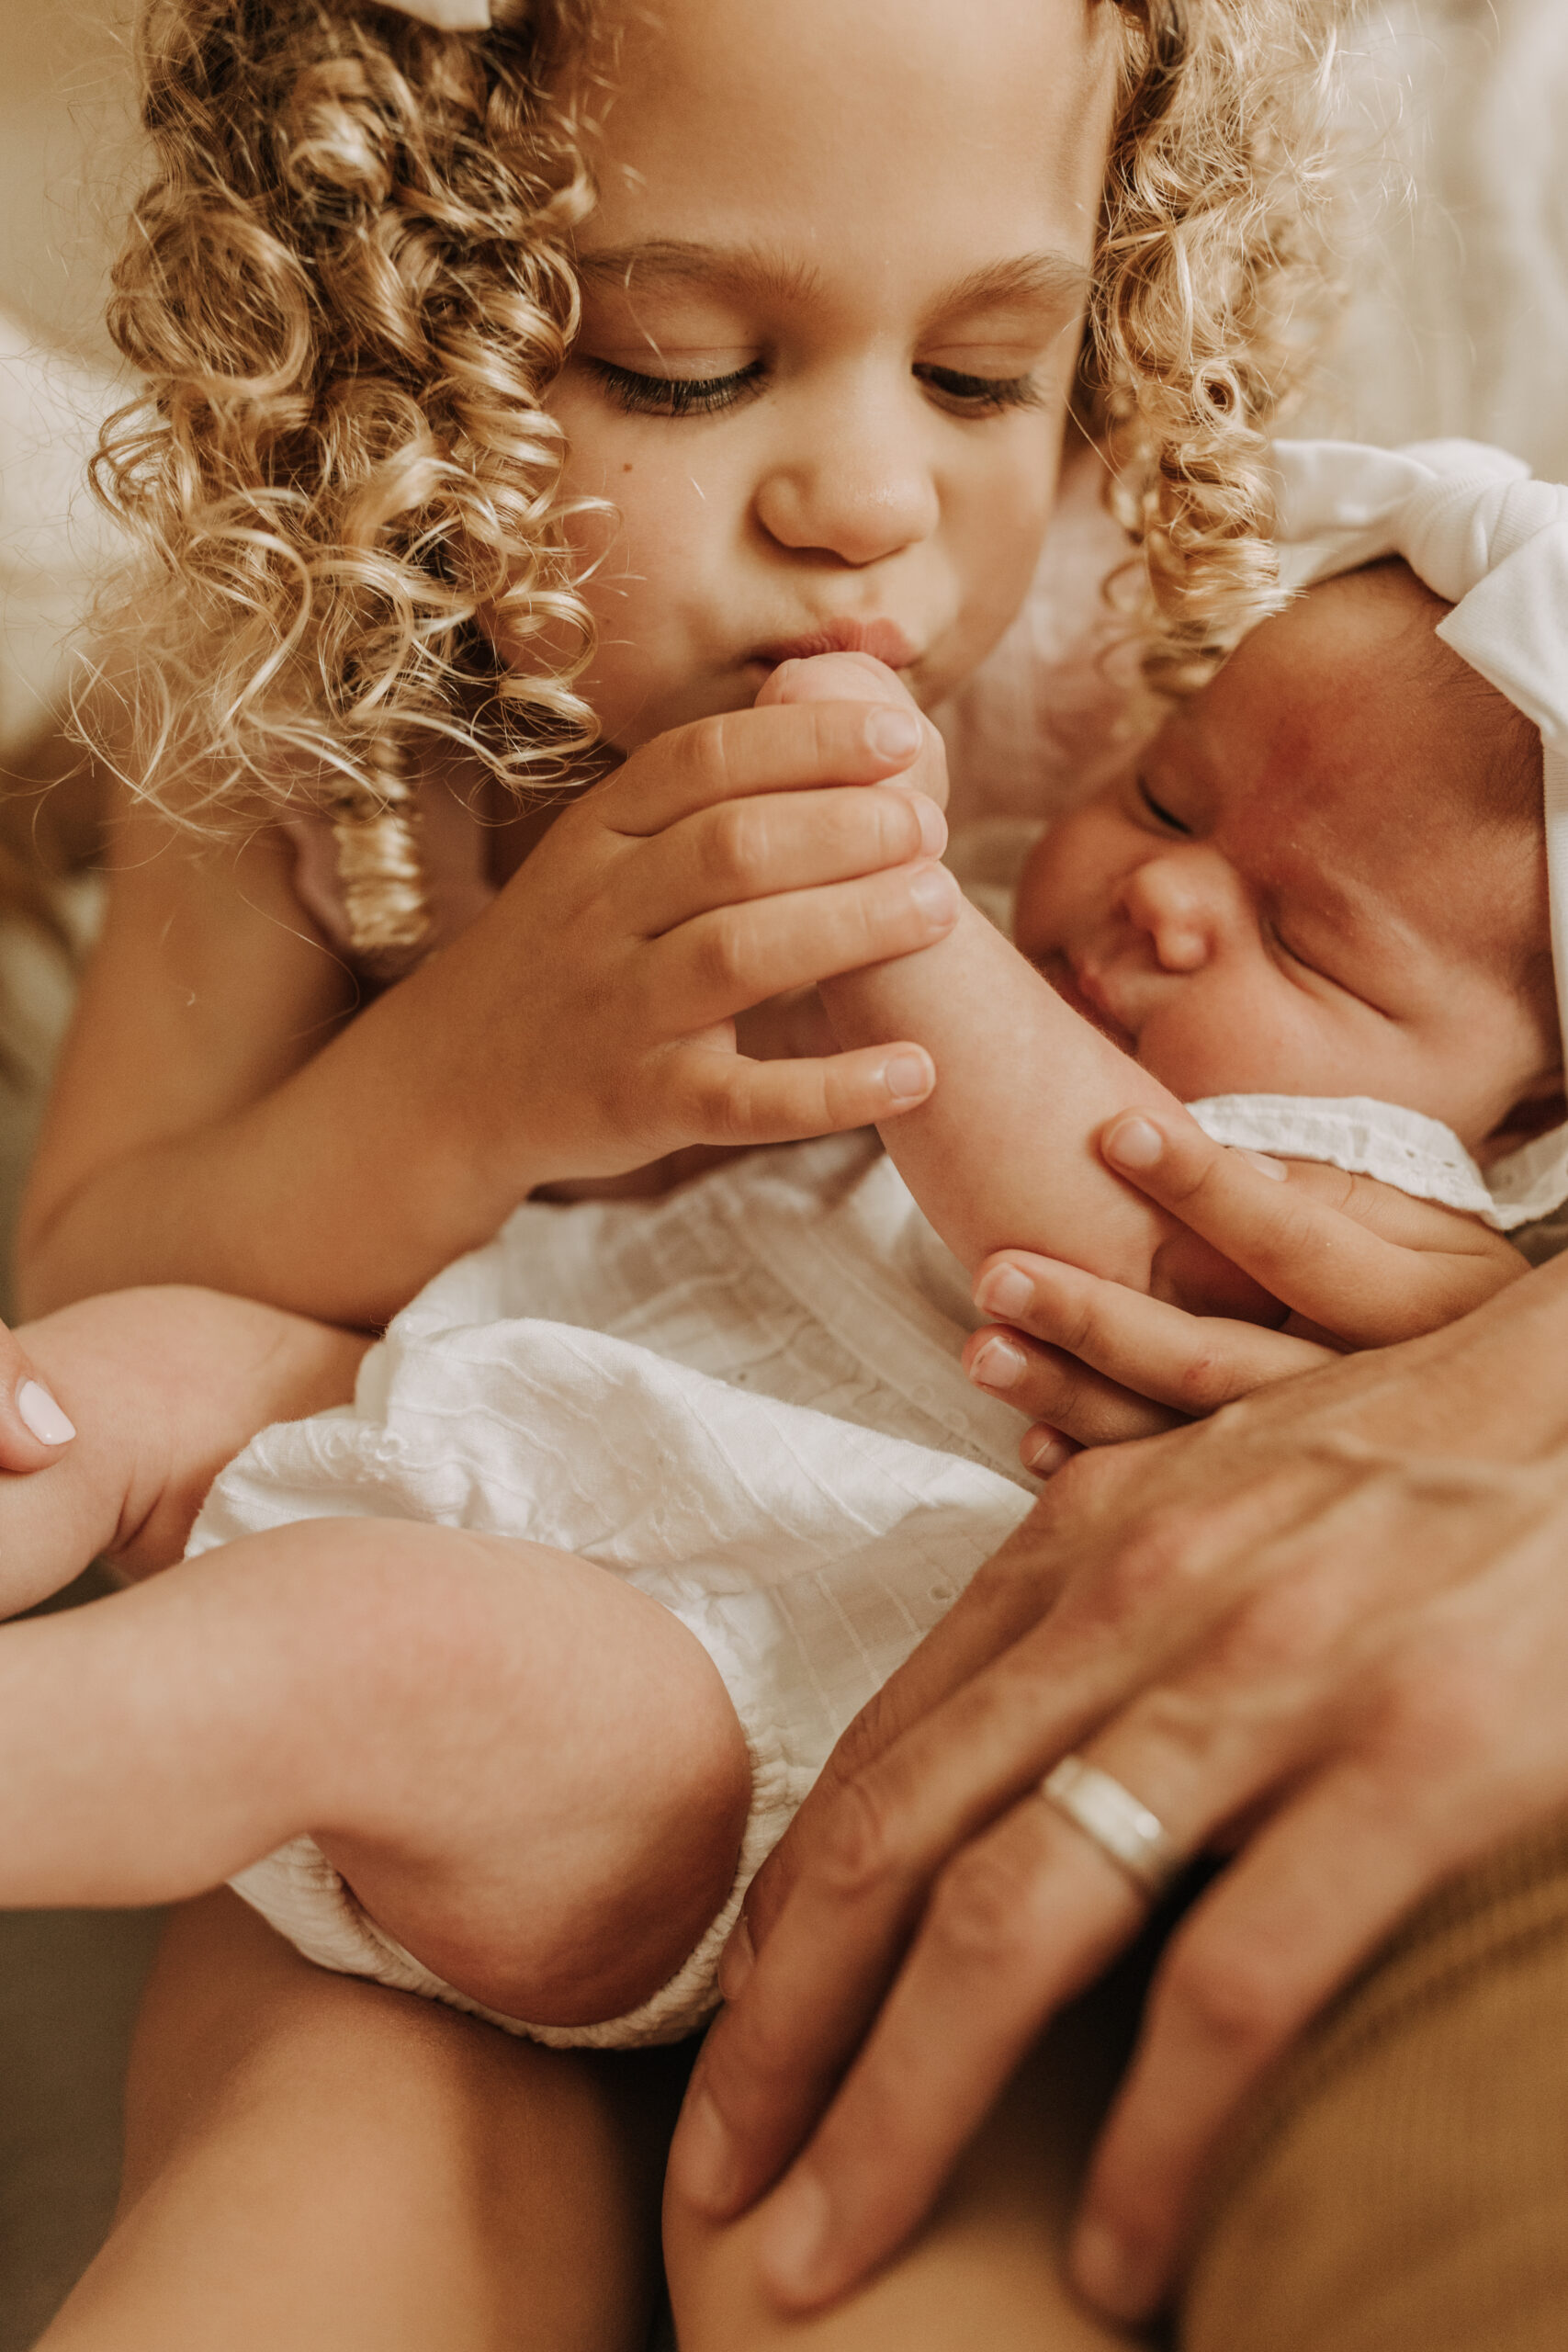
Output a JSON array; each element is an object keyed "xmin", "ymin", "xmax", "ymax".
[
  {"xmin": 1271, "ymin": 436, "xmax": 1568, "ymax": 1191},
  {"xmin": 1187, "ymin": 1096, "xmax": 1561, "ymax": 1232},
  {"xmin": 199, "ymin": 1135, "xmax": 1037, "ymax": 2047}
]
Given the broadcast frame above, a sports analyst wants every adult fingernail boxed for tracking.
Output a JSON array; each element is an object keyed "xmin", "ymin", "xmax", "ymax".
[
  {"xmin": 883, "ymin": 1049, "xmax": 932, "ymax": 1101},
  {"xmin": 717, "ymin": 1914, "xmax": 756, "ymax": 2000},
  {"xmin": 17, "ymin": 1380, "xmax": 75, "ymax": 1446},
  {"xmin": 1070, "ymin": 2219, "xmax": 1159, "ymax": 2320},
  {"xmin": 975, "ymin": 1264, "xmax": 1032, "ymax": 1320},
  {"xmin": 1021, "ymin": 1427, "xmax": 1072, "ymax": 1476},
  {"xmin": 671, "ymin": 2088, "xmax": 738, "ymax": 2213},
  {"xmin": 1104, "ymin": 1115, "xmax": 1164, "ymax": 1171},
  {"xmin": 1239, "ymin": 1148, "xmax": 1288, "ymax": 1181},
  {"xmin": 968, "ymin": 1334, "xmax": 1027, "ymax": 1390},
  {"xmin": 865, "ymin": 707, "xmax": 922, "ymax": 762},
  {"xmin": 759, "ymin": 2170, "xmax": 831, "ymax": 2300},
  {"xmin": 908, "ymin": 864, "xmax": 958, "ymax": 923}
]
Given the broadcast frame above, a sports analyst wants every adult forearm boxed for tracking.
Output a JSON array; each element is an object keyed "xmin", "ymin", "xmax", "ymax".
[{"xmin": 820, "ymin": 900, "xmax": 1182, "ymax": 1284}]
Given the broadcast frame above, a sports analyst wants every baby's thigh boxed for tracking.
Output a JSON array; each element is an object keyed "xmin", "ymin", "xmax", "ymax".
[
  {"xmin": 664, "ymin": 1986, "xmax": 1155, "ymax": 2352},
  {"xmin": 298, "ymin": 1519, "xmax": 752, "ymax": 2025}
]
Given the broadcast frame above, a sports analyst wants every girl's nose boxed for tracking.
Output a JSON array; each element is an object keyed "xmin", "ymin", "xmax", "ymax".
[
  {"xmin": 1119, "ymin": 851, "xmax": 1229, "ymax": 973},
  {"xmin": 754, "ymin": 387, "xmax": 940, "ymax": 567}
]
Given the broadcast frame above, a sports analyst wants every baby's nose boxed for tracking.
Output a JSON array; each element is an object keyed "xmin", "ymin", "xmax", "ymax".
[{"xmin": 1120, "ymin": 854, "xmax": 1219, "ymax": 971}]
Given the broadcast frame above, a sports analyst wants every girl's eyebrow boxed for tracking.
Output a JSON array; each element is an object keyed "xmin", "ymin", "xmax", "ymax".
[{"xmin": 575, "ymin": 241, "xmax": 1088, "ymax": 316}]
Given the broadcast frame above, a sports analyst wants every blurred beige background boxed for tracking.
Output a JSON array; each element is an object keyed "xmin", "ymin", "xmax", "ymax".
[{"xmin": 0, "ymin": 0, "xmax": 1565, "ymax": 2342}]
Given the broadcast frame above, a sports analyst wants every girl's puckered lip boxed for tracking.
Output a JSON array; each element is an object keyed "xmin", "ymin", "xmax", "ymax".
[{"xmin": 746, "ymin": 617, "xmax": 918, "ymax": 671}]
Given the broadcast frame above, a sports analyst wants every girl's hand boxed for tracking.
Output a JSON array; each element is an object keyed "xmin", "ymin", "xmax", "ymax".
[
  {"xmin": 456, "ymin": 695, "xmax": 958, "ymax": 1191},
  {"xmin": 667, "ymin": 1258, "xmax": 1568, "ymax": 2318},
  {"xmin": 963, "ymin": 1107, "xmax": 1529, "ymax": 1457}
]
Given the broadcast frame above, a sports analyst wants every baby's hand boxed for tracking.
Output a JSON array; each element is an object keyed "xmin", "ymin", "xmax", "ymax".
[
  {"xmin": 456, "ymin": 693, "xmax": 959, "ymax": 1193},
  {"xmin": 964, "ymin": 1107, "xmax": 1528, "ymax": 1457}
]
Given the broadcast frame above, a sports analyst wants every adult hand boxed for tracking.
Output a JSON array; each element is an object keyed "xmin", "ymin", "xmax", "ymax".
[
  {"xmin": 668, "ymin": 1249, "xmax": 1568, "ymax": 2320},
  {"xmin": 963, "ymin": 1107, "xmax": 1528, "ymax": 1459}
]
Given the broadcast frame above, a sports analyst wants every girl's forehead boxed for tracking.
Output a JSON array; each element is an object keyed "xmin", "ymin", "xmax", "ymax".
[{"xmin": 581, "ymin": 0, "xmax": 1120, "ymax": 261}]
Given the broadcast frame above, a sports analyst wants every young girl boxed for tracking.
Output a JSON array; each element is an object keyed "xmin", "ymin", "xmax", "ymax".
[{"xmin": 5, "ymin": 0, "xmax": 1371, "ymax": 2346}]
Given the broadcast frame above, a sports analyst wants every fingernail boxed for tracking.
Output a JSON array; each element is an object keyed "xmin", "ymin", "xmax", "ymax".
[
  {"xmin": 17, "ymin": 1380, "xmax": 75, "ymax": 1446},
  {"xmin": 908, "ymin": 864, "xmax": 958, "ymax": 923},
  {"xmin": 865, "ymin": 707, "xmax": 922, "ymax": 762},
  {"xmin": 1070, "ymin": 2219, "xmax": 1159, "ymax": 2321},
  {"xmin": 1021, "ymin": 1427, "xmax": 1072, "ymax": 1476},
  {"xmin": 914, "ymin": 796, "xmax": 947, "ymax": 855},
  {"xmin": 759, "ymin": 2169, "xmax": 832, "ymax": 2299},
  {"xmin": 1104, "ymin": 1115, "xmax": 1164, "ymax": 1171},
  {"xmin": 1239, "ymin": 1148, "xmax": 1288, "ymax": 1181},
  {"xmin": 968, "ymin": 1333, "xmax": 1027, "ymax": 1390},
  {"xmin": 717, "ymin": 1914, "xmax": 756, "ymax": 2000},
  {"xmin": 883, "ymin": 1049, "xmax": 932, "ymax": 1101},
  {"xmin": 975, "ymin": 1264, "xmax": 1032, "ymax": 1320},
  {"xmin": 671, "ymin": 2088, "xmax": 738, "ymax": 2213}
]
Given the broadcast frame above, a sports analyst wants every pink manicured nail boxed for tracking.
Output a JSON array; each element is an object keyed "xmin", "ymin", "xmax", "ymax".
[
  {"xmin": 1104, "ymin": 1115, "xmax": 1164, "ymax": 1171},
  {"xmin": 17, "ymin": 1380, "xmax": 75, "ymax": 1445},
  {"xmin": 968, "ymin": 1334, "xmax": 1027, "ymax": 1390},
  {"xmin": 1239, "ymin": 1148, "xmax": 1288, "ymax": 1181},
  {"xmin": 865, "ymin": 707, "xmax": 921, "ymax": 761},
  {"xmin": 884, "ymin": 1049, "xmax": 932, "ymax": 1100},
  {"xmin": 975, "ymin": 1264, "xmax": 1032, "ymax": 1321}
]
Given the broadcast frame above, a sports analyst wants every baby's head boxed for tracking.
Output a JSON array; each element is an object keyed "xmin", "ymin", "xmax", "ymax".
[{"xmin": 1013, "ymin": 560, "xmax": 1562, "ymax": 1154}]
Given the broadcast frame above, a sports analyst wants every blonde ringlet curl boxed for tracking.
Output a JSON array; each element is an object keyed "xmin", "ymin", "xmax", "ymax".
[
  {"xmin": 94, "ymin": 0, "xmax": 602, "ymax": 966},
  {"xmin": 92, "ymin": 0, "xmax": 1348, "ymax": 960},
  {"xmin": 1094, "ymin": 0, "xmax": 1352, "ymax": 693}
]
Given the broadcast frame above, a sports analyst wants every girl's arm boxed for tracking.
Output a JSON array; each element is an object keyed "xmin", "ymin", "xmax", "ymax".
[{"xmin": 19, "ymin": 701, "xmax": 957, "ymax": 1324}]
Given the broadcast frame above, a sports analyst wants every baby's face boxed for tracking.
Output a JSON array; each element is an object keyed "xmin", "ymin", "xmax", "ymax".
[
  {"xmin": 536, "ymin": 0, "xmax": 1121, "ymax": 751},
  {"xmin": 1014, "ymin": 571, "xmax": 1560, "ymax": 1150}
]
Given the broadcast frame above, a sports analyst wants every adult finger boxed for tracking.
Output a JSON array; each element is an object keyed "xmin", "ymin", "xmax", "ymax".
[
  {"xmin": 646, "ymin": 860, "xmax": 962, "ymax": 1033},
  {"xmin": 596, "ymin": 701, "xmax": 929, "ymax": 838},
  {"xmin": 1102, "ymin": 1113, "xmax": 1502, "ymax": 1346},
  {"xmin": 965, "ymin": 1252, "xmax": 1334, "ymax": 1427},
  {"xmin": 617, "ymin": 783, "xmax": 947, "ymax": 938},
  {"xmin": 0, "ymin": 1318, "xmax": 78, "ymax": 1472}
]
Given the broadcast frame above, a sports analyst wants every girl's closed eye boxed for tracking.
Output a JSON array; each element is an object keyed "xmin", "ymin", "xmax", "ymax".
[
  {"xmin": 912, "ymin": 365, "xmax": 1043, "ymax": 417},
  {"xmin": 581, "ymin": 355, "xmax": 768, "ymax": 419}
]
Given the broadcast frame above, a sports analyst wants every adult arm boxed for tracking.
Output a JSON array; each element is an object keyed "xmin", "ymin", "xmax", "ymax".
[
  {"xmin": 19, "ymin": 704, "xmax": 956, "ymax": 1324},
  {"xmin": 668, "ymin": 1246, "xmax": 1568, "ymax": 2319}
]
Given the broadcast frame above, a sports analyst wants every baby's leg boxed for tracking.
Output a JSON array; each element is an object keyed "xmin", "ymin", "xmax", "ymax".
[
  {"xmin": 0, "ymin": 1286, "xmax": 368, "ymax": 1614},
  {"xmin": 0, "ymin": 1516, "xmax": 750, "ymax": 2026}
]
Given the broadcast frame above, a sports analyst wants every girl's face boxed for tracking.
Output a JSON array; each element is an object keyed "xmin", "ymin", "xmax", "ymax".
[{"xmin": 542, "ymin": 0, "xmax": 1121, "ymax": 752}]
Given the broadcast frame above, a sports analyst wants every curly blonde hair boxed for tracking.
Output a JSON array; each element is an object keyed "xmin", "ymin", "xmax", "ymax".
[{"xmin": 94, "ymin": 0, "xmax": 1348, "ymax": 962}]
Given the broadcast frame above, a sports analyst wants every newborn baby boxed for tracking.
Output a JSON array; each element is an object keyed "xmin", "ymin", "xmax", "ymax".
[{"xmin": 183, "ymin": 552, "xmax": 1556, "ymax": 2047}]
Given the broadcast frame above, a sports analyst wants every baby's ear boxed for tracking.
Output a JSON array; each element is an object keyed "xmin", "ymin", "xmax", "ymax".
[{"xmin": 755, "ymin": 652, "xmax": 949, "ymax": 809}]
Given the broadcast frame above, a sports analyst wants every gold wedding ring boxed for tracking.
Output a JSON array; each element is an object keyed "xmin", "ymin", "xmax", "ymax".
[{"xmin": 1039, "ymin": 1756, "xmax": 1184, "ymax": 1900}]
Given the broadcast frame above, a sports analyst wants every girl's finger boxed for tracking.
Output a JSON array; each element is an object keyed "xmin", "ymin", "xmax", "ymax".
[
  {"xmin": 1102, "ymin": 1113, "xmax": 1498, "ymax": 1347},
  {"xmin": 671, "ymin": 1042, "xmax": 937, "ymax": 1143},
  {"xmin": 965, "ymin": 1252, "xmax": 1334, "ymax": 1422},
  {"xmin": 595, "ymin": 700, "xmax": 929, "ymax": 838},
  {"xmin": 616, "ymin": 783, "xmax": 946, "ymax": 938},
  {"xmin": 648, "ymin": 861, "xmax": 962, "ymax": 1030},
  {"xmin": 964, "ymin": 1324, "xmax": 1182, "ymax": 1446}
]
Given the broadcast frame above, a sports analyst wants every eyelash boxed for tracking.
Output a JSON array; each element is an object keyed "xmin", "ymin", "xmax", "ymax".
[
  {"xmin": 581, "ymin": 356, "xmax": 1043, "ymax": 420},
  {"xmin": 1137, "ymin": 777, "xmax": 1190, "ymax": 833}
]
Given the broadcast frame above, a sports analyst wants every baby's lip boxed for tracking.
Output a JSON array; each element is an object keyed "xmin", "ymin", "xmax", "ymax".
[
  {"xmin": 1047, "ymin": 953, "xmax": 1138, "ymax": 1051},
  {"xmin": 747, "ymin": 617, "xmax": 919, "ymax": 670}
]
